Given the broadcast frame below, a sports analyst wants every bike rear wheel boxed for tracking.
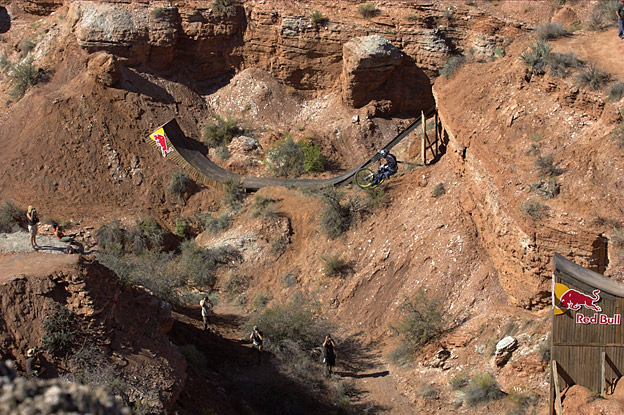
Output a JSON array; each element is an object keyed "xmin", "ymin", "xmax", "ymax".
[{"xmin": 355, "ymin": 168, "xmax": 376, "ymax": 188}]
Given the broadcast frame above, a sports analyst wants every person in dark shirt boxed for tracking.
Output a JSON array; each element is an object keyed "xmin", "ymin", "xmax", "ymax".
[
  {"xmin": 322, "ymin": 334, "xmax": 337, "ymax": 376},
  {"xmin": 618, "ymin": 0, "xmax": 624, "ymax": 39},
  {"xmin": 248, "ymin": 326, "xmax": 263, "ymax": 365},
  {"xmin": 25, "ymin": 348, "xmax": 43, "ymax": 379},
  {"xmin": 373, "ymin": 149, "xmax": 398, "ymax": 185}
]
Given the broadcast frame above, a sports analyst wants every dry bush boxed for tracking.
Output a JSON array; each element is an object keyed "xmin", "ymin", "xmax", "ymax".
[
  {"xmin": 321, "ymin": 253, "xmax": 349, "ymax": 277},
  {"xmin": 440, "ymin": 55, "xmax": 466, "ymax": 78},
  {"xmin": 221, "ymin": 178, "xmax": 246, "ymax": 210},
  {"xmin": 535, "ymin": 153, "xmax": 564, "ymax": 177},
  {"xmin": 203, "ymin": 212, "xmax": 231, "ymax": 234},
  {"xmin": 168, "ymin": 171, "xmax": 194, "ymax": 204},
  {"xmin": 202, "ymin": 115, "xmax": 238, "ymax": 147},
  {"xmin": 432, "ymin": 182, "xmax": 446, "ymax": 198},
  {"xmin": 607, "ymin": 82, "xmax": 624, "ymax": 101},
  {"xmin": 576, "ymin": 63, "xmax": 611, "ymax": 90},
  {"xmin": 536, "ymin": 22, "xmax": 568, "ymax": 41},
  {"xmin": 462, "ymin": 373, "xmax": 504, "ymax": 407},
  {"xmin": 8, "ymin": 59, "xmax": 39, "ymax": 99},
  {"xmin": 310, "ymin": 10, "xmax": 328, "ymax": 26},
  {"xmin": 266, "ymin": 137, "xmax": 306, "ymax": 177},
  {"xmin": 0, "ymin": 200, "xmax": 22, "ymax": 232},
  {"xmin": 519, "ymin": 41, "xmax": 551, "ymax": 75},
  {"xmin": 520, "ymin": 199, "xmax": 548, "ymax": 220},
  {"xmin": 212, "ymin": 0, "xmax": 235, "ymax": 17},
  {"xmin": 547, "ymin": 51, "xmax": 580, "ymax": 78},
  {"xmin": 358, "ymin": 2, "xmax": 378, "ymax": 18},
  {"xmin": 42, "ymin": 302, "xmax": 80, "ymax": 356}
]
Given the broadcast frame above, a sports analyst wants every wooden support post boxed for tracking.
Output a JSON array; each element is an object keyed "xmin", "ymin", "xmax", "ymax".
[
  {"xmin": 601, "ymin": 351, "xmax": 606, "ymax": 395},
  {"xmin": 434, "ymin": 111, "xmax": 439, "ymax": 157},
  {"xmin": 552, "ymin": 360, "xmax": 563, "ymax": 415},
  {"xmin": 421, "ymin": 110, "xmax": 426, "ymax": 165}
]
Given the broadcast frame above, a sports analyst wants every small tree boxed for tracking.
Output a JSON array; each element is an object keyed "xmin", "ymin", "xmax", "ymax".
[
  {"xmin": 358, "ymin": 2, "xmax": 377, "ymax": 18},
  {"xmin": 310, "ymin": 10, "xmax": 328, "ymax": 26},
  {"xmin": 299, "ymin": 140, "xmax": 328, "ymax": 172},
  {"xmin": 168, "ymin": 171, "xmax": 194, "ymax": 204},
  {"xmin": 439, "ymin": 55, "xmax": 466, "ymax": 78},
  {"xmin": 8, "ymin": 59, "xmax": 39, "ymax": 99},
  {"xmin": 202, "ymin": 115, "xmax": 239, "ymax": 148},
  {"xmin": 266, "ymin": 137, "xmax": 306, "ymax": 177}
]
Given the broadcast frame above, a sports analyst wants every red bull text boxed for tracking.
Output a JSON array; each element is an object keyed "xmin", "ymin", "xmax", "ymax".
[
  {"xmin": 553, "ymin": 284, "xmax": 621, "ymax": 325},
  {"xmin": 576, "ymin": 313, "xmax": 621, "ymax": 325}
]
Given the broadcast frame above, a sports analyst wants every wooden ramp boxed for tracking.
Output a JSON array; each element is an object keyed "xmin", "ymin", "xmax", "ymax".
[
  {"xmin": 146, "ymin": 107, "xmax": 437, "ymax": 191},
  {"xmin": 551, "ymin": 253, "xmax": 624, "ymax": 414}
]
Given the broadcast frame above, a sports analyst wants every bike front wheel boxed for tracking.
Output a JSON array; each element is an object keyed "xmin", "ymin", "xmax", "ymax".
[{"xmin": 354, "ymin": 168, "xmax": 377, "ymax": 189}]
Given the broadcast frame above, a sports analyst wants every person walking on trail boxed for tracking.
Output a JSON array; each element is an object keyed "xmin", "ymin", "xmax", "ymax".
[
  {"xmin": 200, "ymin": 296, "xmax": 213, "ymax": 332},
  {"xmin": 248, "ymin": 325, "xmax": 263, "ymax": 365},
  {"xmin": 372, "ymin": 149, "xmax": 398, "ymax": 185},
  {"xmin": 26, "ymin": 206, "xmax": 39, "ymax": 250},
  {"xmin": 618, "ymin": 0, "xmax": 624, "ymax": 39},
  {"xmin": 322, "ymin": 334, "xmax": 337, "ymax": 376}
]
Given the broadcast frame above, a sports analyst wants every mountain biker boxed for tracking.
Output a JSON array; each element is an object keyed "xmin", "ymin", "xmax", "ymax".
[{"xmin": 373, "ymin": 149, "xmax": 398, "ymax": 185}]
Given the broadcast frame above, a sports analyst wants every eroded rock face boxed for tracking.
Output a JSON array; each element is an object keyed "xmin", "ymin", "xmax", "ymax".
[
  {"xmin": 87, "ymin": 52, "xmax": 120, "ymax": 86},
  {"xmin": 0, "ymin": 256, "xmax": 186, "ymax": 414}
]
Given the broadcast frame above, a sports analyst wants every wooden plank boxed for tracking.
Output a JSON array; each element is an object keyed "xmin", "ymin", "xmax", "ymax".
[
  {"xmin": 434, "ymin": 111, "xmax": 439, "ymax": 157},
  {"xmin": 553, "ymin": 360, "xmax": 563, "ymax": 415},
  {"xmin": 601, "ymin": 351, "xmax": 606, "ymax": 395},
  {"xmin": 421, "ymin": 110, "xmax": 426, "ymax": 165}
]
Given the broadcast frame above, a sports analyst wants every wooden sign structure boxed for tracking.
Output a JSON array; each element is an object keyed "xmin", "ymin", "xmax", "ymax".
[
  {"xmin": 550, "ymin": 253, "xmax": 624, "ymax": 414},
  {"xmin": 421, "ymin": 110, "xmax": 441, "ymax": 165}
]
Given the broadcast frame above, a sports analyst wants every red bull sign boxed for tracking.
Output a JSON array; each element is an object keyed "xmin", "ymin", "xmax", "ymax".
[
  {"xmin": 149, "ymin": 127, "xmax": 173, "ymax": 158},
  {"xmin": 553, "ymin": 283, "xmax": 621, "ymax": 325}
]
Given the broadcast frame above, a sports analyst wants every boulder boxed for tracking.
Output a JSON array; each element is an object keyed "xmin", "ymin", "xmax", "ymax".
[
  {"xmin": 87, "ymin": 52, "xmax": 120, "ymax": 86},
  {"xmin": 341, "ymin": 35, "xmax": 434, "ymax": 115},
  {"xmin": 494, "ymin": 335, "xmax": 518, "ymax": 367}
]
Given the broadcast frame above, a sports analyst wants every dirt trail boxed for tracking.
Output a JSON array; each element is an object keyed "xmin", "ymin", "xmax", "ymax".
[{"xmin": 552, "ymin": 29, "xmax": 624, "ymax": 81}]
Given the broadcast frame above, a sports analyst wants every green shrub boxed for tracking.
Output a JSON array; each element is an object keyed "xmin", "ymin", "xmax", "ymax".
[
  {"xmin": 221, "ymin": 177, "xmax": 246, "ymax": 210},
  {"xmin": 18, "ymin": 38, "xmax": 36, "ymax": 58},
  {"xmin": 519, "ymin": 41, "xmax": 551, "ymax": 75},
  {"xmin": 173, "ymin": 217, "xmax": 192, "ymax": 238},
  {"xmin": 266, "ymin": 137, "xmax": 306, "ymax": 177},
  {"xmin": 439, "ymin": 55, "xmax": 466, "ymax": 78},
  {"xmin": 390, "ymin": 290, "xmax": 446, "ymax": 363},
  {"xmin": 0, "ymin": 54, "xmax": 9, "ymax": 74},
  {"xmin": 320, "ymin": 187, "xmax": 359, "ymax": 239},
  {"xmin": 364, "ymin": 186, "xmax": 388, "ymax": 209},
  {"xmin": 125, "ymin": 250, "xmax": 184, "ymax": 304},
  {"xmin": 0, "ymin": 200, "xmax": 22, "ymax": 232},
  {"xmin": 212, "ymin": 0, "xmax": 235, "ymax": 17},
  {"xmin": 269, "ymin": 235, "xmax": 290, "ymax": 256},
  {"xmin": 607, "ymin": 82, "xmax": 624, "ymax": 101},
  {"xmin": 432, "ymin": 182, "xmax": 446, "ymax": 198},
  {"xmin": 358, "ymin": 2, "xmax": 378, "ymax": 18},
  {"xmin": 168, "ymin": 171, "xmax": 194, "ymax": 204},
  {"xmin": 203, "ymin": 115, "xmax": 238, "ymax": 147},
  {"xmin": 215, "ymin": 145, "xmax": 231, "ymax": 159},
  {"xmin": 96, "ymin": 220, "xmax": 125, "ymax": 254},
  {"xmin": 204, "ymin": 213, "xmax": 231, "ymax": 234},
  {"xmin": 282, "ymin": 270, "xmax": 298, "ymax": 287},
  {"xmin": 8, "ymin": 59, "xmax": 39, "ymax": 99},
  {"xmin": 310, "ymin": 10, "xmax": 327, "ymax": 26},
  {"xmin": 246, "ymin": 293, "xmax": 331, "ymax": 350},
  {"xmin": 221, "ymin": 271, "xmax": 248, "ymax": 301},
  {"xmin": 536, "ymin": 22, "xmax": 568, "ymax": 41},
  {"xmin": 178, "ymin": 344, "xmax": 207, "ymax": 371},
  {"xmin": 128, "ymin": 217, "xmax": 165, "ymax": 254},
  {"xmin": 299, "ymin": 140, "xmax": 328, "ymax": 172},
  {"xmin": 252, "ymin": 195, "xmax": 280, "ymax": 219},
  {"xmin": 547, "ymin": 51, "xmax": 580, "ymax": 78},
  {"xmin": 576, "ymin": 63, "xmax": 611, "ymax": 90},
  {"xmin": 507, "ymin": 389, "xmax": 534, "ymax": 415},
  {"xmin": 420, "ymin": 383, "xmax": 438, "ymax": 400},
  {"xmin": 180, "ymin": 239, "xmax": 239, "ymax": 287},
  {"xmin": 530, "ymin": 178, "xmax": 560, "ymax": 199},
  {"xmin": 449, "ymin": 371, "xmax": 470, "ymax": 391},
  {"xmin": 321, "ymin": 253, "xmax": 349, "ymax": 277},
  {"xmin": 253, "ymin": 292, "xmax": 272, "ymax": 309},
  {"xmin": 587, "ymin": 8, "xmax": 605, "ymax": 31},
  {"xmin": 463, "ymin": 373, "xmax": 504, "ymax": 406},
  {"xmin": 520, "ymin": 199, "xmax": 548, "ymax": 220},
  {"xmin": 612, "ymin": 124, "xmax": 624, "ymax": 148},
  {"xmin": 42, "ymin": 302, "xmax": 79, "ymax": 355},
  {"xmin": 70, "ymin": 346, "xmax": 128, "ymax": 403},
  {"xmin": 535, "ymin": 153, "xmax": 564, "ymax": 177}
]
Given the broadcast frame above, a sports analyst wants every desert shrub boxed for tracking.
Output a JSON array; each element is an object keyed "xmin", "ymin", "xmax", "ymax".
[
  {"xmin": 42, "ymin": 302, "xmax": 80, "ymax": 355},
  {"xmin": 127, "ymin": 217, "xmax": 165, "ymax": 254},
  {"xmin": 252, "ymin": 195, "xmax": 280, "ymax": 219},
  {"xmin": 612, "ymin": 124, "xmax": 624, "ymax": 148},
  {"xmin": 607, "ymin": 82, "xmax": 624, "ymax": 101},
  {"xmin": 450, "ymin": 371, "xmax": 470, "ymax": 391},
  {"xmin": 212, "ymin": 0, "xmax": 235, "ymax": 17},
  {"xmin": 173, "ymin": 217, "xmax": 192, "ymax": 238},
  {"xmin": 535, "ymin": 153, "xmax": 564, "ymax": 177},
  {"xmin": 269, "ymin": 235, "xmax": 290, "ymax": 256},
  {"xmin": 215, "ymin": 145, "xmax": 230, "ymax": 159},
  {"xmin": 439, "ymin": 55, "xmax": 466, "ymax": 78},
  {"xmin": 121, "ymin": 250, "xmax": 185, "ymax": 305},
  {"xmin": 420, "ymin": 383, "xmax": 439, "ymax": 400},
  {"xmin": 519, "ymin": 41, "xmax": 551, "ymax": 75},
  {"xmin": 587, "ymin": 8, "xmax": 605, "ymax": 31},
  {"xmin": 246, "ymin": 293, "xmax": 331, "ymax": 350},
  {"xmin": 463, "ymin": 373, "xmax": 504, "ymax": 406},
  {"xmin": 70, "ymin": 346, "xmax": 128, "ymax": 402},
  {"xmin": 537, "ymin": 333, "xmax": 551, "ymax": 362},
  {"xmin": 320, "ymin": 187, "xmax": 362, "ymax": 239},
  {"xmin": 321, "ymin": 253, "xmax": 349, "ymax": 277},
  {"xmin": 364, "ymin": 186, "xmax": 388, "ymax": 209},
  {"xmin": 358, "ymin": 2, "xmax": 378, "ymax": 18},
  {"xmin": 299, "ymin": 140, "xmax": 329, "ymax": 172},
  {"xmin": 547, "ymin": 51, "xmax": 580, "ymax": 77},
  {"xmin": 576, "ymin": 63, "xmax": 611, "ymax": 90},
  {"xmin": 493, "ymin": 46, "xmax": 505, "ymax": 60},
  {"xmin": 168, "ymin": 171, "xmax": 194, "ymax": 204},
  {"xmin": 507, "ymin": 389, "xmax": 535, "ymax": 415},
  {"xmin": 204, "ymin": 213, "xmax": 231, "ymax": 234},
  {"xmin": 18, "ymin": 38, "xmax": 36, "ymax": 57},
  {"xmin": 253, "ymin": 292, "xmax": 272, "ymax": 309},
  {"xmin": 221, "ymin": 271, "xmax": 248, "ymax": 301},
  {"xmin": 178, "ymin": 344, "xmax": 207, "ymax": 371},
  {"xmin": 282, "ymin": 270, "xmax": 298, "ymax": 287},
  {"xmin": 432, "ymin": 182, "xmax": 446, "ymax": 198},
  {"xmin": 266, "ymin": 137, "xmax": 306, "ymax": 177},
  {"xmin": 390, "ymin": 290, "xmax": 446, "ymax": 363},
  {"xmin": 520, "ymin": 199, "xmax": 548, "ymax": 220},
  {"xmin": 536, "ymin": 22, "xmax": 568, "ymax": 41},
  {"xmin": 96, "ymin": 220, "xmax": 125, "ymax": 254},
  {"xmin": 8, "ymin": 59, "xmax": 39, "ymax": 99},
  {"xmin": 310, "ymin": 10, "xmax": 327, "ymax": 26},
  {"xmin": 530, "ymin": 178, "xmax": 560, "ymax": 199},
  {"xmin": 0, "ymin": 54, "xmax": 9, "ymax": 74},
  {"xmin": 150, "ymin": 7, "xmax": 168, "ymax": 20},
  {"xmin": 611, "ymin": 226, "xmax": 624, "ymax": 248},
  {"xmin": 180, "ymin": 239, "xmax": 239, "ymax": 287},
  {"xmin": 221, "ymin": 177, "xmax": 246, "ymax": 211},
  {"xmin": 0, "ymin": 200, "xmax": 22, "ymax": 232},
  {"xmin": 202, "ymin": 115, "xmax": 238, "ymax": 148}
]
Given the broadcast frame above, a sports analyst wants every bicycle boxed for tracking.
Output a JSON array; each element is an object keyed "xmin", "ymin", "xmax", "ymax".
[{"xmin": 354, "ymin": 167, "xmax": 385, "ymax": 189}]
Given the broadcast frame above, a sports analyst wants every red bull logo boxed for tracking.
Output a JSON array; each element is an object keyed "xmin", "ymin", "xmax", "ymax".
[
  {"xmin": 149, "ymin": 127, "xmax": 173, "ymax": 158},
  {"xmin": 553, "ymin": 283, "xmax": 620, "ymax": 325}
]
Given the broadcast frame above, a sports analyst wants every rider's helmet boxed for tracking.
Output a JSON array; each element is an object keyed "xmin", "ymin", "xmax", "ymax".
[{"xmin": 379, "ymin": 149, "xmax": 388, "ymax": 157}]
